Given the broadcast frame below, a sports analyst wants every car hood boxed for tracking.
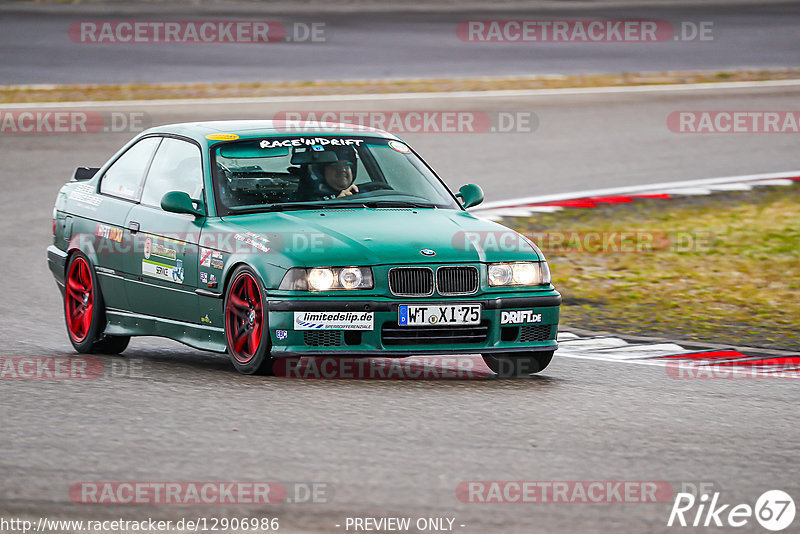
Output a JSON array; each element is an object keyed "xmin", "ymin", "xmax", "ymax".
[{"xmin": 221, "ymin": 208, "xmax": 541, "ymax": 268}]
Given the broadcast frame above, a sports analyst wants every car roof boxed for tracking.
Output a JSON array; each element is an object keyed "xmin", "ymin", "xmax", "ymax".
[{"xmin": 140, "ymin": 120, "xmax": 400, "ymax": 144}]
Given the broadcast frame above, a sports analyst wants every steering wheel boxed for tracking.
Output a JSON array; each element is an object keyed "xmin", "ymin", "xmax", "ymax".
[{"xmin": 357, "ymin": 182, "xmax": 393, "ymax": 192}]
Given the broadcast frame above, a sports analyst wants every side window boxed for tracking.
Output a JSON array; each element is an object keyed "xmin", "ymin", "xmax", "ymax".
[
  {"xmin": 140, "ymin": 138, "xmax": 203, "ymax": 209},
  {"xmin": 99, "ymin": 137, "xmax": 161, "ymax": 201}
]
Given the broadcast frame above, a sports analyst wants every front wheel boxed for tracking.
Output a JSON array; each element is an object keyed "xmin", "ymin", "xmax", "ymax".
[
  {"xmin": 224, "ymin": 266, "xmax": 275, "ymax": 375},
  {"xmin": 482, "ymin": 351, "xmax": 554, "ymax": 378}
]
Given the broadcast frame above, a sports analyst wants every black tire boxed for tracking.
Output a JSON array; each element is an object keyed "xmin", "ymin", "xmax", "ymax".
[
  {"xmin": 223, "ymin": 265, "xmax": 275, "ymax": 375},
  {"xmin": 482, "ymin": 351, "xmax": 554, "ymax": 377},
  {"xmin": 92, "ymin": 335, "xmax": 131, "ymax": 355},
  {"xmin": 64, "ymin": 252, "xmax": 130, "ymax": 355}
]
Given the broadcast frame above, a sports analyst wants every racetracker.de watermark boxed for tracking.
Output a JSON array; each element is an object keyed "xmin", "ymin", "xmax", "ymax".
[
  {"xmin": 456, "ymin": 481, "xmax": 675, "ymax": 503},
  {"xmin": 456, "ymin": 20, "xmax": 713, "ymax": 42},
  {"xmin": 69, "ymin": 481, "xmax": 330, "ymax": 504},
  {"xmin": 1, "ymin": 517, "xmax": 279, "ymax": 534},
  {"xmin": 0, "ymin": 111, "xmax": 150, "ymax": 134},
  {"xmin": 665, "ymin": 359, "xmax": 800, "ymax": 379},
  {"xmin": 0, "ymin": 356, "xmax": 102, "ymax": 379},
  {"xmin": 76, "ymin": 230, "xmax": 336, "ymax": 256},
  {"xmin": 81, "ymin": 229, "xmax": 714, "ymax": 257},
  {"xmin": 272, "ymin": 111, "xmax": 538, "ymax": 134},
  {"xmin": 68, "ymin": 21, "xmax": 325, "ymax": 43},
  {"xmin": 274, "ymin": 356, "xmax": 482, "ymax": 379},
  {"xmin": 0, "ymin": 356, "xmax": 146, "ymax": 380},
  {"xmin": 452, "ymin": 230, "xmax": 714, "ymax": 254},
  {"xmin": 668, "ymin": 111, "xmax": 800, "ymax": 133}
]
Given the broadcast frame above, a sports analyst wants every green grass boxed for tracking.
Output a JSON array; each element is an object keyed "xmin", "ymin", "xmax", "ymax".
[{"xmin": 505, "ymin": 184, "xmax": 800, "ymax": 352}]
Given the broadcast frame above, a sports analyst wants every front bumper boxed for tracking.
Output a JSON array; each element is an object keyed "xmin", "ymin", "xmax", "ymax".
[{"xmin": 268, "ymin": 291, "xmax": 560, "ymax": 357}]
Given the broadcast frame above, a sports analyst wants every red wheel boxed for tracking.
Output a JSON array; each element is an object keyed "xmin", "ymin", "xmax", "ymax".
[
  {"xmin": 225, "ymin": 271, "xmax": 264, "ymax": 364},
  {"xmin": 65, "ymin": 255, "xmax": 94, "ymax": 343},
  {"xmin": 63, "ymin": 253, "xmax": 130, "ymax": 355},
  {"xmin": 224, "ymin": 266, "xmax": 274, "ymax": 375}
]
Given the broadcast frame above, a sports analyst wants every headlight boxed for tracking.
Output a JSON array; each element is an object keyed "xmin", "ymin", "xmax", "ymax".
[
  {"xmin": 512, "ymin": 262, "xmax": 538, "ymax": 285},
  {"xmin": 279, "ymin": 267, "xmax": 374, "ymax": 291},
  {"xmin": 308, "ymin": 268, "xmax": 335, "ymax": 291},
  {"xmin": 488, "ymin": 261, "xmax": 548, "ymax": 286},
  {"xmin": 488, "ymin": 263, "xmax": 513, "ymax": 286},
  {"xmin": 339, "ymin": 267, "xmax": 363, "ymax": 289}
]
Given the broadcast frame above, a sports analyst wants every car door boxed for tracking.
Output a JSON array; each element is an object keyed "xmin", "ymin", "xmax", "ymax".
[
  {"xmin": 94, "ymin": 136, "xmax": 161, "ymax": 312},
  {"xmin": 123, "ymin": 136, "xmax": 205, "ymax": 324}
]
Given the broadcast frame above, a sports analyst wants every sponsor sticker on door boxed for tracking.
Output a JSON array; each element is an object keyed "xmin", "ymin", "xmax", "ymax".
[
  {"xmin": 142, "ymin": 259, "xmax": 183, "ymax": 284},
  {"xmin": 200, "ymin": 247, "xmax": 212, "ymax": 267}
]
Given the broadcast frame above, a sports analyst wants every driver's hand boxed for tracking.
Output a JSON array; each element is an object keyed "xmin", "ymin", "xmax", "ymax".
[{"xmin": 337, "ymin": 184, "xmax": 359, "ymax": 197}]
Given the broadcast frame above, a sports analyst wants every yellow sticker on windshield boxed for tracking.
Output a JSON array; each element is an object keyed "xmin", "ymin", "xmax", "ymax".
[{"xmin": 206, "ymin": 133, "xmax": 239, "ymax": 141}]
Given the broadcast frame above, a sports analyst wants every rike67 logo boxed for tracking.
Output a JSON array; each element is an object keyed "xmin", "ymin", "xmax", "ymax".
[{"xmin": 668, "ymin": 489, "xmax": 795, "ymax": 531}]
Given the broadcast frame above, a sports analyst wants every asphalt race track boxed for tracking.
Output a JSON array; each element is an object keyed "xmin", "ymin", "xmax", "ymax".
[
  {"xmin": 1, "ymin": 85, "xmax": 799, "ymax": 532},
  {"xmin": 1, "ymin": 1, "xmax": 800, "ymax": 84}
]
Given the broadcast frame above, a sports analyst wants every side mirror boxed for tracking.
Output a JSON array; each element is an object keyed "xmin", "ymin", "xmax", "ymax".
[
  {"xmin": 455, "ymin": 184, "xmax": 484, "ymax": 209},
  {"xmin": 161, "ymin": 191, "xmax": 204, "ymax": 217}
]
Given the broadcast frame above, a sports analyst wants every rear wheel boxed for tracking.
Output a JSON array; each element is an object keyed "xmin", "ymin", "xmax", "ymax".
[
  {"xmin": 224, "ymin": 266, "xmax": 275, "ymax": 375},
  {"xmin": 482, "ymin": 351, "xmax": 554, "ymax": 377},
  {"xmin": 64, "ymin": 253, "xmax": 130, "ymax": 354}
]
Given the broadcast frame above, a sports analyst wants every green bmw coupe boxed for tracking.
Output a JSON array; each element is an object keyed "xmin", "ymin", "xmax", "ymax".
[{"xmin": 47, "ymin": 121, "xmax": 560, "ymax": 376}]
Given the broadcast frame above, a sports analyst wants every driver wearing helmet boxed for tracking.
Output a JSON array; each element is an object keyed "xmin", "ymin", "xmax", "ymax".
[{"xmin": 291, "ymin": 146, "xmax": 359, "ymax": 201}]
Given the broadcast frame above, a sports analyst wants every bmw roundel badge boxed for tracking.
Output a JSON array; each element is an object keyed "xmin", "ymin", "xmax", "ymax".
[{"xmin": 420, "ymin": 249, "xmax": 436, "ymax": 256}]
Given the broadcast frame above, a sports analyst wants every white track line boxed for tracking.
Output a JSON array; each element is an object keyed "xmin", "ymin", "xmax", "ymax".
[
  {"xmin": 472, "ymin": 170, "xmax": 800, "ymax": 213},
  {"xmin": 649, "ymin": 188, "xmax": 715, "ymax": 196},
  {"xmin": 706, "ymin": 183, "xmax": 754, "ymax": 191},
  {"xmin": 558, "ymin": 337, "xmax": 630, "ymax": 350},
  {"xmin": 589, "ymin": 343, "xmax": 689, "ymax": 359},
  {"xmin": 2, "ymin": 79, "xmax": 800, "ymax": 110},
  {"xmin": 557, "ymin": 353, "xmax": 672, "ymax": 367},
  {"xmin": 554, "ymin": 332, "xmax": 799, "ymax": 378},
  {"xmin": 751, "ymin": 179, "xmax": 795, "ymax": 187}
]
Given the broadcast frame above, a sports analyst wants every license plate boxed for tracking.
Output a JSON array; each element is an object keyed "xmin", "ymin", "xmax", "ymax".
[{"xmin": 398, "ymin": 304, "xmax": 481, "ymax": 326}]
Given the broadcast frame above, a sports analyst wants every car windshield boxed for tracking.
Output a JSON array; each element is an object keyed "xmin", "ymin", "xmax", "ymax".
[{"xmin": 212, "ymin": 136, "xmax": 461, "ymax": 215}]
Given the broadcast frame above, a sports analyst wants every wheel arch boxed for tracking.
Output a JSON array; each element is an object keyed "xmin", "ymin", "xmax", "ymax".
[
  {"xmin": 221, "ymin": 260, "xmax": 284, "ymax": 298},
  {"xmin": 222, "ymin": 261, "xmax": 254, "ymax": 295},
  {"xmin": 65, "ymin": 238, "xmax": 99, "ymax": 275}
]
